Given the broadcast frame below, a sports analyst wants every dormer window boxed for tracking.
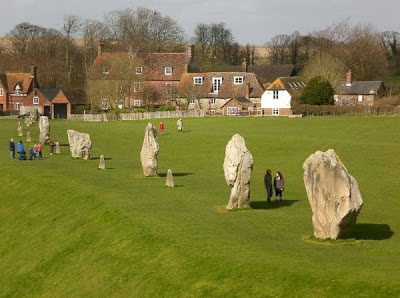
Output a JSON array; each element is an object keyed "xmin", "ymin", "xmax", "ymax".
[
  {"xmin": 33, "ymin": 96, "xmax": 39, "ymax": 105},
  {"xmin": 15, "ymin": 84, "xmax": 21, "ymax": 95},
  {"xmin": 102, "ymin": 66, "xmax": 110, "ymax": 75},
  {"xmin": 193, "ymin": 77, "xmax": 203, "ymax": 85},
  {"xmin": 233, "ymin": 76, "xmax": 244, "ymax": 84},
  {"xmin": 212, "ymin": 77, "xmax": 222, "ymax": 93},
  {"xmin": 136, "ymin": 67, "xmax": 143, "ymax": 74},
  {"xmin": 165, "ymin": 67, "xmax": 173, "ymax": 76}
]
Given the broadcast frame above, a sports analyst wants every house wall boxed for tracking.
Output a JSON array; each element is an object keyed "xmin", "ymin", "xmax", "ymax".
[
  {"xmin": 23, "ymin": 92, "xmax": 51, "ymax": 114},
  {"xmin": 222, "ymin": 99, "xmax": 244, "ymax": 116},
  {"xmin": 263, "ymin": 108, "xmax": 292, "ymax": 116},
  {"xmin": 335, "ymin": 94, "xmax": 375, "ymax": 106},
  {"xmin": 261, "ymin": 90, "xmax": 291, "ymax": 109},
  {"xmin": 0, "ymin": 85, "xmax": 7, "ymax": 111}
]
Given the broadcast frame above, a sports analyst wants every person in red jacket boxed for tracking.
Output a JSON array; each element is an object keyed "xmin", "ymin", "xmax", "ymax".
[
  {"xmin": 37, "ymin": 142, "xmax": 43, "ymax": 159},
  {"xmin": 158, "ymin": 122, "xmax": 165, "ymax": 135}
]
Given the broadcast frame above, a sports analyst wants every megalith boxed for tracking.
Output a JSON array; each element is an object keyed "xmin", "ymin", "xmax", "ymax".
[
  {"xmin": 223, "ymin": 134, "xmax": 253, "ymax": 209},
  {"xmin": 99, "ymin": 154, "xmax": 105, "ymax": 169},
  {"xmin": 26, "ymin": 131, "xmax": 31, "ymax": 142},
  {"xmin": 165, "ymin": 169, "xmax": 174, "ymax": 187},
  {"xmin": 55, "ymin": 142, "xmax": 60, "ymax": 154},
  {"xmin": 140, "ymin": 123, "xmax": 159, "ymax": 176},
  {"xmin": 67, "ymin": 130, "xmax": 92, "ymax": 160},
  {"xmin": 39, "ymin": 116, "xmax": 50, "ymax": 144},
  {"xmin": 18, "ymin": 125, "xmax": 23, "ymax": 137},
  {"xmin": 303, "ymin": 149, "xmax": 363, "ymax": 240}
]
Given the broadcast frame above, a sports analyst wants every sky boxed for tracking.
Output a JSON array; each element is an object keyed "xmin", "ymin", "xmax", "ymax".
[{"xmin": 2, "ymin": 0, "xmax": 400, "ymax": 45}]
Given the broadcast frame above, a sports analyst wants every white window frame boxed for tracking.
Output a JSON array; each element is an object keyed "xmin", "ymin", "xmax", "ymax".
[
  {"xmin": 102, "ymin": 99, "xmax": 109, "ymax": 110},
  {"xmin": 272, "ymin": 108, "xmax": 279, "ymax": 116},
  {"xmin": 193, "ymin": 77, "xmax": 203, "ymax": 85},
  {"xmin": 358, "ymin": 95, "xmax": 363, "ymax": 102},
  {"xmin": 134, "ymin": 82, "xmax": 140, "ymax": 93},
  {"xmin": 33, "ymin": 96, "xmax": 39, "ymax": 105},
  {"xmin": 15, "ymin": 85, "xmax": 21, "ymax": 95},
  {"xmin": 227, "ymin": 107, "xmax": 239, "ymax": 116},
  {"xmin": 135, "ymin": 67, "xmax": 143, "ymax": 74},
  {"xmin": 15, "ymin": 102, "xmax": 20, "ymax": 111},
  {"xmin": 189, "ymin": 99, "xmax": 196, "ymax": 104},
  {"xmin": 273, "ymin": 90, "xmax": 279, "ymax": 99},
  {"xmin": 233, "ymin": 76, "xmax": 244, "ymax": 84},
  {"xmin": 0, "ymin": 88, "xmax": 3, "ymax": 96},
  {"xmin": 102, "ymin": 66, "xmax": 110, "ymax": 75},
  {"xmin": 212, "ymin": 77, "xmax": 222, "ymax": 93},
  {"xmin": 210, "ymin": 98, "xmax": 216, "ymax": 105},
  {"xmin": 134, "ymin": 100, "xmax": 141, "ymax": 107},
  {"xmin": 165, "ymin": 67, "xmax": 173, "ymax": 76}
]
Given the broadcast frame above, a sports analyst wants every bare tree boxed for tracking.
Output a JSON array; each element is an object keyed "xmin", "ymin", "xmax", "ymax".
[{"xmin": 62, "ymin": 15, "xmax": 82, "ymax": 85}]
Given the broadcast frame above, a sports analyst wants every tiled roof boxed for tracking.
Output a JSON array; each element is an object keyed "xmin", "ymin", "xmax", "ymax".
[
  {"xmin": 179, "ymin": 72, "xmax": 264, "ymax": 99},
  {"xmin": 0, "ymin": 72, "xmax": 32, "ymax": 93},
  {"xmin": 336, "ymin": 81, "xmax": 384, "ymax": 95},
  {"xmin": 38, "ymin": 88, "xmax": 60, "ymax": 102},
  {"xmin": 226, "ymin": 64, "xmax": 296, "ymax": 84},
  {"xmin": 220, "ymin": 97, "xmax": 255, "ymax": 109},
  {"xmin": 92, "ymin": 52, "xmax": 112, "ymax": 66},
  {"xmin": 267, "ymin": 76, "xmax": 306, "ymax": 91}
]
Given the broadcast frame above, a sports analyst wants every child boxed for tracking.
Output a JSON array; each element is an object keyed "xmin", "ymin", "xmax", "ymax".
[
  {"xmin": 158, "ymin": 122, "xmax": 165, "ymax": 135},
  {"xmin": 49, "ymin": 141, "xmax": 55, "ymax": 155},
  {"xmin": 29, "ymin": 147, "xmax": 35, "ymax": 160}
]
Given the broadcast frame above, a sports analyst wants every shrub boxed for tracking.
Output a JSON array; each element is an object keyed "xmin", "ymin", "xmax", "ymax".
[
  {"xmin": 158, "ymin": 104, "xmax": 175, "ymax": 111},
  {"xmin": 301, "ymin": 76, "xmax": 334, "ymax": 105},
  {"xmin": 134, "ymin": 108, "xmax": 148, "ymax": 113}
]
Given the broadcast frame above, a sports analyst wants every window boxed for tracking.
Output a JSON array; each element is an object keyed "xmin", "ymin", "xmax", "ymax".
[
  {"xmin": 136, "ymin": 67, "xmax": 143, "ymax": 74},
  {"xmin": 358, "ymin": 95, "xmax": 363, "ymax": 102},
  {"xmin": 233, "ymin": 76, "xmax": 244, "ymax": 84},
  {"xmin": 134, "ymin": 82, "xmax": 140, "ymax": 92},
  {"xmin": 210, "ymin": 98, "xmax": 216, "ymax": 105},
  {"xmin": 102, "ymin": 66, "xmax": 110, "ymax": 75},
  {"xmin": 15, "ymin": 85, "xmax": 21, "ymax": 95},
  {"xmin": 134, "ymin": 100, "xmax": 141, "ymax": 107},
  {"xmin": 272, "ymin": 108, "xmax": 279, "ymax": 115},
  {"xmin": 102, "ymin": 99, "xmax": 109, "ymax": 110},
  {"xmin": 193, "ymin": 77, "xmax": 203, "ymax": 84},
  {"xmin": 165, "ymin": 67, "xmax": 172, "ymax": 75},
  {"xmin": 212, "ymin": 77, "xmax": 222, "ymax": 93},
  {"xmin": 189, "ymin": 99, "xmax": 196, "ymax": 104},
  {"xmin": 165, "ymin": 82, "xmax": 172, "ymax": 87},
  {"xmin": 33, "ymin": 96, "xmax": 39, "ymax": 105},
  {"xmin": 15, "ymin": 102, "xmax": 20, "ymax": 111},
  {"xmin": 227, "ymin": 107, "xmax": 239, "ymax": 116},
  {"xmin": 0, "ymin": 88, "xmax": 3, "ymax": 96},
  {"xmin": 273, "ymin": 90, "xmax": 279, "ymax": 99}
]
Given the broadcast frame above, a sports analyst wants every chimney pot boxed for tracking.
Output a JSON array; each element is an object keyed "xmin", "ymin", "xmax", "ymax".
[
  {"xmin": 346, "ymin": 69, "xmax": 352, "ymax": 86},
  {"xmin": 242, "ymin": 58, "xmax": 248, "ymax": 72},
  {"xmin": 187, "ymin": 44, "xmax": 195, "ymax": 61}
]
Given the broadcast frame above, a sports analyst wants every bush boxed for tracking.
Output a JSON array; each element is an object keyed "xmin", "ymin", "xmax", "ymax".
[
  {"xmin": 134, "ymin": 108, "xmax": 148, "ymax": 113},
  {"xmin": 301, "ymin": 76, "xmax": 334, "ymax": 105},
  {"xmin": 158, "ymin": 104, "xmax": 175, "ymax": 111}
]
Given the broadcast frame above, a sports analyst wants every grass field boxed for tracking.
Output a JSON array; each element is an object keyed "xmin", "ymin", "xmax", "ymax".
[{"xmin": 0, "ymin": 116, "xmax": 399, "ymax": 297}]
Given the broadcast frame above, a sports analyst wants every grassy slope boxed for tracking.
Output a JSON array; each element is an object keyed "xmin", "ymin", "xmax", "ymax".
[{"xmin": 0, "ymin": 117, "xmax": 399, "ymax": 297}]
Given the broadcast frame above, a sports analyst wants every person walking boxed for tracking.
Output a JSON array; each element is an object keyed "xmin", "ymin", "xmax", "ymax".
[
  {"xmin": 9, "ymin": 138, "xmax": 15, "ymax": 158},
  {"xmin": 16, "ymin": 140, "xmax": 24, "ymax": 161},
  {"xmin": 49, "ymin": 140, "xmax": 55, "ymax": 155},
  {"xmin": 158, "ymin": 122, "xmax": 165, "ymax": 135},
  {"xmin": 264, "ymin": 169, "xmax": 273, "ymax": 202},
  {"xmin": 37, "ymin": 142, "xmax": 43, "ymax": 159},
  {"xmin": 177, "ymin": 118, "xmax": 183, "ymax": 132},
  {"xmin": 273, "ymin": 171, "xmax": 284, "ymax": 203}
]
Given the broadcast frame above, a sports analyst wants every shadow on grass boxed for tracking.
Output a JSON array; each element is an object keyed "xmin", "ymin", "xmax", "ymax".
[
  {"xmin": 59, "ymin": 143, "xmax": 70, "ymax": 147},
  {"xmin": 348, "ymin": 223, "xmax": 394, "ymax": 240},
  {"xmin": 250, "ymin": 199, "xmax": 299, "ymax": 210},
  {"xmin": 90, "ymin": 157, "xmax": 112, "ymax": 160},
  {"xmin": 158, "ymin": 172, "xmax": 194, "ymax": 177}
]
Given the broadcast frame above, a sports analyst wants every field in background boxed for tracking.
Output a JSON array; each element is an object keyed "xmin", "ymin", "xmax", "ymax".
[{"xmin": 0, "ymin": 117, "xmax": 399, "ymax": 297}]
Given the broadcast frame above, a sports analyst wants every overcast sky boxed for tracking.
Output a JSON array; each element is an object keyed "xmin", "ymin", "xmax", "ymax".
[{"xmin": 2, "ymin": 0, "xmax": 400, "ymax": 44}]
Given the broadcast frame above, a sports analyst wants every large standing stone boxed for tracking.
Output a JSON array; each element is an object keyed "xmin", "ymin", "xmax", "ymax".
[
  {"xmin": 165, "ymin": 169, "xmax": 174, "ymax": 187},
  {"xmin": 303, "ymin": 149, "xmax": 363, "ymax": 240},
  {"xmin": 67, "ymin": 130, "xmax": 92, "ymax": 160},
  {"xmin": 26, "ymin": 131, "xmax": 31, "ymax": 142},
  {"xmin": 223, "ymin": 134, "xmax": 253, "ymax": 209},
  {"xmin": 55, "ymin": 142, "xmax": 61, "ymax": 154},
  {"xmin": 140, "ymin": 123, "xmax": 159, "ymax": 176},
  {"xmin": 39, "ymin": 116, "xmax": 50, "ymax": 144},
  {"xmin": 99, "ymin": 154, "xmax": 105, "ymax": 169}
]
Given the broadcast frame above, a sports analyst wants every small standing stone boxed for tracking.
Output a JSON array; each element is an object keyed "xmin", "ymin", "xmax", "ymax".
[
  {"xmin": 55, "ymin": 142, "xmax": 61, "ymax": 154},
  {"xmin": 26, "ymin": 131, "xmax": 31, "ymax": 142},
  {"xmin": 18, "ymin": 124, "xmax": 23, "ymax": 137},
  {"xmin": 165, "ymin": 169, "xmax": 174, "ymax": 187},
  {"xmin": 177, "ymin": 118, "xmax": 183, "ymax": 132},
  {"xmin": 99, "ymin": 154, "xmax": 106, "ymax": 169}
]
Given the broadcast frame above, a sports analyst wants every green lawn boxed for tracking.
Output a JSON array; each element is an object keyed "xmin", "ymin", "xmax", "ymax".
[{"xmin": 0, "ymin": 116, "xmax": 399, "ymax": 297}]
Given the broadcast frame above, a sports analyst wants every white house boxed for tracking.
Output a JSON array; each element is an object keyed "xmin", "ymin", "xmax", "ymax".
[{"xmin": 261, "ymin": 76, "xmax": 305, "ymax": 116}]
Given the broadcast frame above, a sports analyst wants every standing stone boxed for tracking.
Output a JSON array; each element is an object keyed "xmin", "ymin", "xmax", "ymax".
[
  {"xmin": 165, "ymin": 169, "xmax": 174, "ymax": 187},
  {"xmin": 26, "ymin": 131, "xmax": 31, "ymax": 142},
  {"xmin": 140, "ymin": 123, "xmax": 159, "ymax": 176},
  {"xmin": 223, "ymin": 134, "xmax": 253, "ymax": 209},
  {"xmin": 67, "ymin": 130, "xmax": 92, "ymax": 160},
  {"xmin": 303, "ymin": 149, "xmax": 363, "ymax": 240},
  {"xmin": 98, "ymin": 154, "xmax": 106, "ymax": 169},
  {"xmin": 177, "ymin": 118, "xmax": 183, "ymax": 132},
  {"xmin": 55, "ymin": 142, "xmax": 61, "ymax": 154},
  {"xmin": 39, "ymin": 116, "xmax": 50, "ymax": 144},
  {"xmin": 18, "ymin": 124, "xmax": 23, "ymax": 137}
]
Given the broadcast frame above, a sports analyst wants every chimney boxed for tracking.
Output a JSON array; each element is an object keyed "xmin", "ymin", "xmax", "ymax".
[
  {"xmin": 346, "ymin": 69, "xmax": 352, "ymax": 86},
  {"xmin": 245, "ymin": 83, "xmax": 250, "ymax": 100},
  {"xmin": 30, "ymin": 65, "xmax": 37, "ymax": 89},
  {"xmin": 98, "ymin": 43, "xmax": 104, "ymax": 56},
  {"xmin": 186, "ymin": 44, "xmax": 195, "ymax": 61},
  {"xmin": 242, "ymin": 58, "xmax": 248, "ymax": 72}
]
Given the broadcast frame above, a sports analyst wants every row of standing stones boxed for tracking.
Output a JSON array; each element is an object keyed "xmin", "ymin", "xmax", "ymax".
[{"xmin": 29, "ymin": 118, "xmax": 363, "ymax": 240}]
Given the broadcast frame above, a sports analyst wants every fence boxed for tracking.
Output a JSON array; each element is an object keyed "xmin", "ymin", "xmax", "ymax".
[
  {"xmin": 69, "ymin": 110, "xmax": 205, "ymax": 122},
  {"xmin": 293, "ymin": 104, "xmax": 400, "ymax": 117}
]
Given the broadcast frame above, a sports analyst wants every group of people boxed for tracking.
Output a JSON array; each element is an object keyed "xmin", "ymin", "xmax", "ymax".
[
  {"xmin": 9, "ymin": 138, "xmax": 45, "ymax": 161},
  {"xmin": 157, "ymin": 118, "xmax": 184, "ymax": 135},
  {"xmin": 264, "ymin": 169, "xmax": 285, "ymax": 203}
]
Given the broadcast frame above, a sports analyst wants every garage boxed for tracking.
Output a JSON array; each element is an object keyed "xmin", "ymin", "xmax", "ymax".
[{"xmin": 53, "ymin": 103, "xmax": 68, "ymax": 119}]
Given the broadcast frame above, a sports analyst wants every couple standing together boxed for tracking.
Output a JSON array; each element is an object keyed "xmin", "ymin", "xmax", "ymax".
[{"xmin": 264, "ymin": 169, "xmax": 284, "ymax": 203}]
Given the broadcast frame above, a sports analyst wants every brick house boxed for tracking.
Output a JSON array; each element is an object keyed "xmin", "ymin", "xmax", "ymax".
[
  {"xmin": 93, "ymin": 44, "xmax": 199, "ymax": 108},
  {"xmin": 177, "ymin": 72, "xmax": 264, "ymax": 113},
  {"xmin": 261, "ymin": 76, "xmax": 305, "ymax": 116},
  {"xmin": 24, "ymin": 89, "xmax": 72, "ymax": 119},
  {"xmin": 220, "ymin": 97, "xmax": 257, "ymax": 116},
  {"xmin": 335, "ymin": 70, "xmax": 385, "ymax": 106}
]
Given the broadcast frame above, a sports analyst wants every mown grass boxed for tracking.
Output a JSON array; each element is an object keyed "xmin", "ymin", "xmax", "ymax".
[{"xmin": 0, "ymin": 116, "xmax": 399, "ymax": 297}]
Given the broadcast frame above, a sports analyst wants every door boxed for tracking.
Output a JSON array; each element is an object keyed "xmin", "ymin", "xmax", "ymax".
[
  {"xmin": 44, "ymin": 106, "xmax": 51, "ymax": 118},
  {"xmin": 53, "ymin": 104, "xmax": 67, "ymax": 119}
]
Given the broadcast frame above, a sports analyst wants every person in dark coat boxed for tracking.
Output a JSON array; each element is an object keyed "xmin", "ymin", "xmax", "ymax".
[
  {"xmin": 273, "ymin": 171, "xmax": 284, "ymax": 202},
  {"xmin": 16, "ymin": 140, "xmax": 24, "ymax": 161},
  {"xmin": 264, "ymin": 169, "xmax": 273, "ymax": 202},
  {"xmin": 9, "ymin": 138, "xmax": 15, "ymax": 158}
]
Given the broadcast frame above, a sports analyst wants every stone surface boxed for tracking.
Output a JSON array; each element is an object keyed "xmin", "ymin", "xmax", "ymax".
[
  {"xmin": 223, "ymin": 134, "xmax": 253, "ymax": 209},
  {"xmin": 140, "ymin": 123, "xmax": 159, "ymax": 176},
  {"xmin": 39, "ymin": 116, "xmax": 50, "ymax": 144},
  {"xmin": 67, "ymin": 130, "xmax": 92, "ymax": 160},
  {"xmin": 165, "ymin": 169, "xmax": 174, "ymax": 187},
  {"xmin": 303, "ymin": 149, "xmax": 363, "ymax": 240},
  {"xmin": 30, "ymin": 108, "xmax": 39, "ymax": 122},
  {"xmin": 177, "ymin": 118, "xmax": 183, "ymax": 132},
  {"xmin": 55, "ymin": 142, "xmax": 60, "ymax": 154},
  {"xmin": 18, "ymin": 124, "xmax": 22, "ymax": 137},
  {"xmin": 26, "ymin": 131, "xmax": 31, "ymax": 142},
  {"xmin": 99, "ymin": 154, "xmax": 105, "ymax": 169}
]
